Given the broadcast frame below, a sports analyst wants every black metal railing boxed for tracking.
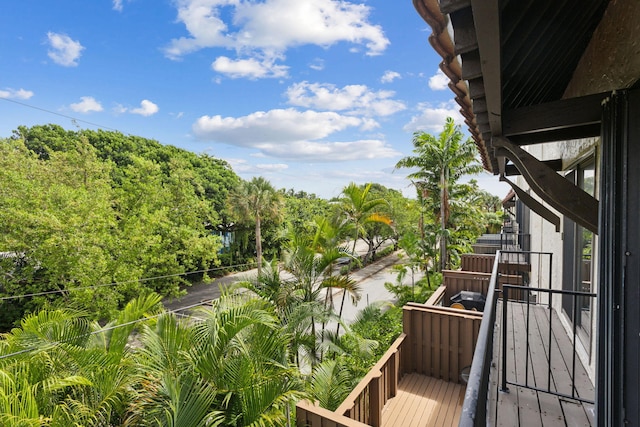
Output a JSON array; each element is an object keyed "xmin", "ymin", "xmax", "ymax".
[
  {"xmin": 458, "ymin": 251, "xmax": 501, "ymax": 427},
  {"xmin": 499, "ymin": 233, "xmax": 531, "ymax": 252},
  {"xmin": 501, "ymin": 284, "xmax": 597, "ymax": 404}
]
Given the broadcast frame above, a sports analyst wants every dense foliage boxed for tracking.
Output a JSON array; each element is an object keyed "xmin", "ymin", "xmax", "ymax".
[
  {"xmin": 0, "ymin": 125, "xmax": 239, "ymax": 328},
  {"xmin": 395, "ymin": 118, "xmax": 488, "ymax": 270},
  {"xmin": 0, "ymin": 293, "xmax": 303, "ymax": 426},
  {"xmin": 0, "ymin": 119, "xmax": 505, "ymax": 424}
]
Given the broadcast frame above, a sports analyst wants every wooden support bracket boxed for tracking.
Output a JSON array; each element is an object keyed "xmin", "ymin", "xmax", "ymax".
[
  {"xmin": 493, "ymin": 137, "xmax": 599, "ymax": 234},
  {"xmin": 499, "ymin": 175, "xmax": 561, "ymax": 232}
]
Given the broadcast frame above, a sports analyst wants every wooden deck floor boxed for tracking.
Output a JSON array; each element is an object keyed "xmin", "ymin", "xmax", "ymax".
[
  {"xmin": 381, "ymin": 373, "xmax": 464, "ymax": 427},
  {"xmin": 489, "ymin": 302, "xmax": 595, "ymax": 426}
]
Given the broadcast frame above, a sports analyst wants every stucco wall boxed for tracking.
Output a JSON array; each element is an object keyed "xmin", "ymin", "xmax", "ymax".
[{"xmin": 564, "ymin": 0, "xmax": 640, "ymax": 97}]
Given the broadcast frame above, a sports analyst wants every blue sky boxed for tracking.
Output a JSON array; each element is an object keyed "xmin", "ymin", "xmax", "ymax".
[{"xmin": 0, "ymin": 0, "xmax": 509, "ymax": 199}]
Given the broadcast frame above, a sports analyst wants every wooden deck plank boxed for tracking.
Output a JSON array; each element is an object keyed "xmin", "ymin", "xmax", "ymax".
[
  {"xmin": 425, "ymin": 378, "xmax": 451, "ymax": 426},
  {"xmin": 525, "ymin": 304, "xmax": 566, "ymax": 425},
  {"xmin": 431, "ymin": 381, "xmax": 460, "ymax": 427},
  {"xmin": 495, "ymin": 300, "xmax": 521, "ymax": 426},
  {"xmin": 381, "ymin": 374, "xmax": 463, "ymax": 427},
  {"xmin": 543, "ymin": 308, "xmax": 595, "ymax": 400},
  {"xmin": 439, "ymin": 385, "xmax": 463, "ymax": 427},
  {"xmin": 540, "ymin": 308, "xmax": 594, "ymax": 426},
  {"xmin": 398, "ymin": 373, "xmax": 434, "ymax": 426},
  {"xmin": 383, "ymin": 373, "xmax": 421, "ymax": 426},
  {"xmin": 510, "ymin": 303, "xmax": 544, "ymax": 427},
  {"xmin": 490, "ymin": 302, "xmax": 594, "ymax": 427},
  {"xmin": 411, "ymin": 376, "xmax": 439, "ymax": 426},
  {"xmin": 404, "ymin": 373, "xmax": 436, "ymax": 426}
]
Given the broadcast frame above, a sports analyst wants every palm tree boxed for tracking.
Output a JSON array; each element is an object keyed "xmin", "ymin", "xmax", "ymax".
[
  {"xmin": 337, "ymin": 183, "xmax": 390, "ymax": 259},
  {"xmin": 228, "ymin": 177, "xmax": 283, "ymax": 273},
  {"xmin": 334, "ymin": 183, "xmax": 389, "ymax": 333},
  {"xmin": 130, "ymin": 295, "xmax": 303, "ymax": 427},
  {"xmin": 0, "ymin": 293, "xmax": 163, "ymax": 426},
  {"xmin": 395, "ymin": 117, "xmax": 483, "ymax": 271}
]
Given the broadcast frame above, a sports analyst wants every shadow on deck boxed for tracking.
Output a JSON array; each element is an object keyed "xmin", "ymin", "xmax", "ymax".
[{"xmin": 382, "ymin": 373, "xmax": 465, "ymax": 427}]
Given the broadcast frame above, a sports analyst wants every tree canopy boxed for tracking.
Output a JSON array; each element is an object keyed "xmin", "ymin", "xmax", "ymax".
[
  {"xmin": 395, "ymin": 117, "xmax": 484, "ymax": 270},
  {"xmin": 0, "ymin": 125, "xmax": 240, "ymax": 328}
]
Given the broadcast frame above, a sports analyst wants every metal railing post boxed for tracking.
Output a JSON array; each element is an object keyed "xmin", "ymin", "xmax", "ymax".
[{"xmin": 501, "ymin": 285, "xmax": 509, "ymax": 392}]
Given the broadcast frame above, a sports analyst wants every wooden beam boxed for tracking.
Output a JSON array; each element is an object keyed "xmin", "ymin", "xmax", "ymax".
[
  {"xmin": 493, "ymin": 137, "xmax": 599, "ymax": 233},
  {"xmin": 503, "ymin": 159, "xmax": 563, "ymax": 176},
  {"xmin": 439, "ymin": 0, "xmax": 471, "ymax": 14},
  {"xmin": 470, "ymin": 0, "xmax": 502, "ymax": 136},
  {"xmin": 500, "ymin": 176, "xmax": 561, "ymax": 232},
  {"xmin": 461, "ymin": 50, "xmax": 482, "ymax": 80},
  {"xmin": 508, "ymin": 124, "xmax": 601, "ymax": 145},
  {"xmin": 502, "ymin": 92, "xmax": 608, "ymax": 137},
  {"xmin": 450, "ymin": 8, "xmax": 479, "ymax": 55}
]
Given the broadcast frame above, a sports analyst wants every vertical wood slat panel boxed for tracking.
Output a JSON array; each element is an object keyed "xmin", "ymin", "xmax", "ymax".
[
  {"xmin": 461, "ymin": 253, "xmax": 496, "ymax": 273},
  {"xmin": 416, "ymin": 309, "xmax": 424, "ymax": 374},
  {"xmin": 370, "ymin": 375, "xmax": 381, "ymax": 427},
  {"xmin": 451, "ymin": 314, "xmax": 460, "ymax": 381},
  {"xmin": 402, "ymin": 308, "xmax": 411, "ymax": 373},
  {"xmin": 432, "ymin": 310, "xmax": 438, "ymax": 377},
  {"xmin": 442, "ymin": 314, "xmax": 450, "ymax": 380},
  {"xmin": 403, "ymin": 304, "xmax": 482, "ymax": 383}
]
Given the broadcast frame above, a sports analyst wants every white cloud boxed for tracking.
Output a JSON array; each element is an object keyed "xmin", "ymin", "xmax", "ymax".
[
  {"xmin": 130, "ymin": 100, "xmax": 159, "ymax": 116},
  {"xmin": 194, "ymin": 108, "xmax": 360, "ymax": 143},
  {"xmin": 257, "ymin": 139, "xmax": 399, "ymax": 162},
  {"xmin": 381, "ymin": 70, "xmax": 401, "ymax": 83},
  {"xmin": 309, "ymin": 58, "xmax": 324, "ymax": 71},
  {"xmin": 192, "ymin": 108, "xmax": 399, "ymax": 161},
  {"xmin": 69, "ymin": 96, "xmax": 103, "ymax": 113},
  {"xmin": 255, "ymin": 163, "xmax": 289, "ymax": 171},
  {"xmin": 428, "ymin": 68, "xmax": 449, "ymax": 91},
  {"xmin": 0, "ymin": 88, "xmax": 34, "ymax": 100},
  {"xmin": 113, "ymin": 103, "xmax": 128, "ymax": 114},
  {"xmin": 112, "ymin": 0, "xmax": 132, "ymax": 11},
  {"xmin": 212, "ymin": 56, "xmax": 288, "ymax": 79},
  {"xmin": 285, "ymin": 81, "xmax": 406, "ymax": 117},
  {"xmin": 164, "ymin": 0, "xmax": 389, "ymax": 63},
  {"xmin": 225, "ymin": 158, "xmax": 289, "ymax": 173},
  {"xmin": 47, "ymin": 32, "xmax": 84, "ymax": 67},
  {"xmin": 403, "ymin": 101, "xmax": 465, "ymax": 133}
]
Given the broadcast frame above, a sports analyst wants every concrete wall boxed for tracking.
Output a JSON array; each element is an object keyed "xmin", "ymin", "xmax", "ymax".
[{"xmin": 564, "ymin": 0, "xmax": 640, "ymax": 98}]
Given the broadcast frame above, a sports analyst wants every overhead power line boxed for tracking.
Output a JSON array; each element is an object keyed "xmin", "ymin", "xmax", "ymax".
[
  {"xmin": 0, "ymin": 299, "xmax": 217, "ymax": 361},
  {"xmin": 0, "ymin": 262, "xmax": 258, "ymax": 301},
  {"xmin": 1, "ymin": 97, "xmax": 123, "ymax": 133}
]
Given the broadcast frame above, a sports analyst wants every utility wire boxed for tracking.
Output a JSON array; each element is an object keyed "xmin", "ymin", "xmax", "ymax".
[
  {"xmin": 1, "ymin": 97, "xmax": 124, "ymax": 134},
  {"xmin": 0, "ymin": 262, "xmax": 258, "ymax": 301},
  {"xmin": 0, "ymin": 299, "xmax": 217, "ymax": 361}
]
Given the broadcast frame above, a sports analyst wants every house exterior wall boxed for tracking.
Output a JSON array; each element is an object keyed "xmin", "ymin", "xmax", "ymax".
[
  {"xmin": 514, "ymin": 138, "xmax": 599, "ymax": 382},
  {"xmin": 510, "ymin": 0, "xmax": 640, "ymax": 383}
]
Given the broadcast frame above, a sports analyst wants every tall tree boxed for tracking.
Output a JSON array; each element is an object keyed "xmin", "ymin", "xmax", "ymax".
[
  {"xmin": 228, "ymin": 177, "xmax": 283, "ymax": 273},
  {"xmin": 336, "ymin": 183, "xmax": 391, "ymax": 260},
  {"xmin": 395, "ymin": 118, "xmax": 483, "ymax": 271},
  {"xmin": 333, "ymin": 183, "xmax": 389, "ymax": 334}
]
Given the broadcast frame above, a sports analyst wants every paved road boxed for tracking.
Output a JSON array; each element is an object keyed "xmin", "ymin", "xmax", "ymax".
[
  {"xmin": 327, "ymin": 251, "xmax": 425, "ymax": 332},
  {"xmin": 162, "ymin": 239, "xmax": 399, "ymax": 315}
]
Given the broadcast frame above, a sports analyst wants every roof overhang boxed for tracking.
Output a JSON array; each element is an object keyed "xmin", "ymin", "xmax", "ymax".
[{"xmin": 413, "ymin": 0, "xmax": 620, "ymax": 234}]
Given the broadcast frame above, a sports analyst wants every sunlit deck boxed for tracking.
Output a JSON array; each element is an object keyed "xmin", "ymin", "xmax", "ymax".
[
  {"xmin": 381, "ymin": 373, "xmax": 464, "ymax": 427},
  {"xmin": 488, "ymin": 302, "xmax": 595, "ymax": 426}
]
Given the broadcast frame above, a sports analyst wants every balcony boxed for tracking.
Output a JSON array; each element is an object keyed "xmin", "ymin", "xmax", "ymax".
[{"xmin": 297, "ymin": 238, "xmax": 595, "ymax": 427}]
